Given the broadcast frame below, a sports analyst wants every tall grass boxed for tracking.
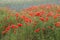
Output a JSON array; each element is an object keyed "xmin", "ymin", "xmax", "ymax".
[{"xmin": 0, "ymin": 4, "xmax": 60, "ymax": 40}]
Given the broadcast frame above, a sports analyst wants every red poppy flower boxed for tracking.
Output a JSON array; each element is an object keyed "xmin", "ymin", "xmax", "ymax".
[
  {"xmin": 18, "ymin": 23, "xmax": 22, "ymax": 27},
  {"xmin": 53, "ymin": 14, "xmax": 60, "ymax": 19},
  {"xmin": 15, "ymin": 12, "xmax": 19, "ymax": 17},
  {"xmin": 34, "ymin": 28, "xmax": 40, "ymax": 33},
  {"xmin": 46, "ymin": 4, "xmax": 52, "ymax": 9},
  {"xmin": 53, "ymin": 15, "xmax": 58, "ymax": 19},
  {"xmin": 45, "ymin": 17, "xmax": 49, "ymax": 21},
  {"xmin": 15, "ymin": 25, "xmax": 19, "ymax": 28},
  {"xmin": 35, "ymin": 12, "xmax": 41, "ymax": 16},
  {"xmin": 24, "ymin": 18, "xmax": 29, "ymax": 22},
  {"xmin": 29, "ymin": 12, "xmax": 34, "ymax": 17},
  {"xmin": 55, "ymin": 22, "xmax": 60, "ymax": 27},
  {"xmin": 35, "ymin": 11, "xmax": 45, "ymax": 17},
  {"xmin": 47, "ymin": 11, "xmax": 53, "ymax": 17},
  {"xmin": 21, "ymin": 15, "xmax": 32, "ymax": 23},
  {"xmin": 5, "ymin": 26, "xmax": 10, "ymax": 31},
  {"xmin": 11, "ymin": 25, "xmax": 15, "ymax": 29},
  {"xmin": 24, "ymin": 18, "xmax": 32, "ymax": 23},
  {"xmin": 20, "ymin": 15, "xmax": 26, "ymax": 19},
  {"xmin": 40, "ymin": 17, "xmax": 45, "ymax": 22}
]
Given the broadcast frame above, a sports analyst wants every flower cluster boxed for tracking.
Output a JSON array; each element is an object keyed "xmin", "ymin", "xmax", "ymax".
[{"xmin": 0, "ymin": 4, "xmax": 60, "ymax": 40}]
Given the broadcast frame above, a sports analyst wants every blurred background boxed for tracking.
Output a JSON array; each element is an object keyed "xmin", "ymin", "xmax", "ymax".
[{"xmin": 0, "ymin": 0, "xmax": 60, "ymax": 11}]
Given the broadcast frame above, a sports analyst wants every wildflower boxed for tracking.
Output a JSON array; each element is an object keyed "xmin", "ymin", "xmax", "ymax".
[
  {"xmin": 53, "ymin": 15, "xmax": 58, "ymax": 19},
  {"xmin": 5, "ymin": 26, "xmax": 10, "ymax": 31},
  {"xmin": 20, "ymin": 15, "xmax": 26, "ymax": 19},
  {"xmin": 55, "ymin": 22, "xmax": 60, "ymax": 27},
  {"xmin": 47, "ymin": 11, "xmax": 53, "ymax": 17},
  {"xmin": 21, "ymin": 15, "xmax": 32, "ymax": 23},
  {"xmin": 53, "ymin": 14, "xmax": 60, "ymax": 19},
  {"xmin": 35, "ymin": 11, "xmax": 45, "ymax": 17},
  {"xmin": 18, "ymin": 23, "xmax": 22, "ymax": 27},
  {"xmin": 45, "ymin": 17, "xmax": 49, "ymax": 21},
  {"xmin": 29, "ymin": 13, "xmax": 34, "ymax": 17},
  {"xmin": 40, "ymin": 17, "xmax": 45, "ymax": 22},
  {"xmin": 34, "ymin": 28, "xmax": 40, "ymax": 33},
  {"xmin": 46, "ymin": 4, "xmax": 52, "ymax": 9},
  {"xmin": 11, "ymin": 24, "xmax": 16, "ymax": 29},
  {"xmin": 15, "ymin": 25, "xmax": 19, "ymax": 28},
  {"xmin": 24, "ymin": 18, "xmax": 32, "ymax": 23},
  {"xmin": 35, "ymin": 12, "xmax": 41, "ymax": 16},
  {"xmin": 15, "ymin": 12, "xmax": 19, "ymax": 17}
]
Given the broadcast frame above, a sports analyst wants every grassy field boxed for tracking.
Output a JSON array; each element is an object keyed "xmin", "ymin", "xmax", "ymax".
[{"xmin": 0, "ymin": 4, "xmax": 60, "ymax": 40}]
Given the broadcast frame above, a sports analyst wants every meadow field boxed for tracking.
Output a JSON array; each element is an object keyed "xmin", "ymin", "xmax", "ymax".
[{"xmin": 0, "ymin": 4, "xmax": 60, "ymax": 40}]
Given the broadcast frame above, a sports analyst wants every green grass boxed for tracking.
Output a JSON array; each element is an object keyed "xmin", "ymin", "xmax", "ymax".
[{"xmin": 0, "ymin": 4, "xmax": 60, "ymax": 40}]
